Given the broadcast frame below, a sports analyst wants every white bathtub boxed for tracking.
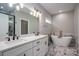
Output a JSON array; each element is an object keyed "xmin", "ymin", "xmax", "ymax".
[{"xmin": 51, "ymin": 35, "xmax": 72, "ymax": 47}]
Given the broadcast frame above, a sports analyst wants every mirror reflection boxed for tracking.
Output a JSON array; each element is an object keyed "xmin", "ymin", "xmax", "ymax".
[
  {"xmin": 0, "ymin": 13, "xmax": 14, "ymax": 37},
  {"xmin": 0, "ymin": 3, "xmax": 39, "ymax": 38},
  {"xmin": 15, "ymin": 10, "xmax": 39, "ymax": 35}
]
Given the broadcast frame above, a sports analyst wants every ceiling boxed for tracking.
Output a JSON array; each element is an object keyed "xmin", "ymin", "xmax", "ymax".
[
  {"xmin": 0, "ymin": 3, "xmax": 15, "ymax": 13},
  {"xmin": 0, "ymin": 3, "xmax": 77, "ymax": 16},
  {"xmin": 0, "ymin": 3, "xmax": 31, "ymax": 14},
  {"xmin": 40, "ymin": 3, "xmax": 77, "ymax": 15}
]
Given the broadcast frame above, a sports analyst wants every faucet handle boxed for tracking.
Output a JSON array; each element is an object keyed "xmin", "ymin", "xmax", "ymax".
[
  {"xmin": 16, "ymin": 35, "xmax": 20, "ymax": 39},
  {"xmin": 5, "ymin": 37, "xmax": 10, "ymax": 41}
]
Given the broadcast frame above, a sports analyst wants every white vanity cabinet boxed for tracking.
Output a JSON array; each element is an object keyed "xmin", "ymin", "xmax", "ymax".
[
  {"xmin": 18, "ymin": 49, "xmax": 33, "ymax": 56},
  {"xmin": 33, "ymin": 36, "xmax": 48, "ymax": 56},
  {"xmin": 0, "ymin": 52, "xmax": 2, "ymax": 56},
  {"xmin": 2, "ymin": 42, "xmax": 33, "ymax": 56},
  {"xmin": 41, "ymin": 37, "xmax": 48, "ymax": 55},
  {"xmin": 1, "ymin": 35, "xmax": 48, "ymax": 56}
]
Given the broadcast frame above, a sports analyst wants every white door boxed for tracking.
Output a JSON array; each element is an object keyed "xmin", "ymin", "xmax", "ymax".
[{"xmin": 0, "ymin": 13, "xmax": 8, "ymax": 37}]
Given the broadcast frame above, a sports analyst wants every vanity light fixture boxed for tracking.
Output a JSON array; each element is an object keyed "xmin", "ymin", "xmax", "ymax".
[
  {"xmin": 30, "ymin": 8, "xmax": 42, "ymax": 18},
  {"xmin": 33, "ymin": 9, "xmax": 36, "ymax": 16}
]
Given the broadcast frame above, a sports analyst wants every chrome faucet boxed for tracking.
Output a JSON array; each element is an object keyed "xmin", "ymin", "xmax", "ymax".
[{"xmin": 35, "ymin": 32, "xmax": 40, "ymax": 36}]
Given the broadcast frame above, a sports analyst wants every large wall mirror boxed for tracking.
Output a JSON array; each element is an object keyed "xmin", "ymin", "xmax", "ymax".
[
  {"xmin": 0, "ymin": 13, "xmax": 15, "ymax": 38},
  {"xmin": 0, "ymin": 3, "xmax": 15, "ymax": 40},
  {"xmin": 15, "ymin": 4, "xmax": 39, "ymax": 36},
  {"xmin": 15, "ymin": 10, "xmax": 39, "ymax": 36},
  {"xmin": 0, "ymin": 3, "xmax": 39, "ymax": 39}
]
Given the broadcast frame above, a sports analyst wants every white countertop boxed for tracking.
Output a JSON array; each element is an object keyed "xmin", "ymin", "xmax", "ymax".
[{"xmin": 0, "ymin": 35, "xmax": 47, "ymax": 52}]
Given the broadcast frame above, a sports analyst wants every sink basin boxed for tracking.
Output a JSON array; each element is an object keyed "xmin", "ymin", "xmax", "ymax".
[
  {"xmin": 3, "ymin": 39, "xmax": 24, "ymax": 45},
  {"xmin": 0, "ymin": 42, "xmax": 6, "ymax": 46},
  {"xmin": 0, "ymin": 35, "xmax": 46, "ymax": 46}
]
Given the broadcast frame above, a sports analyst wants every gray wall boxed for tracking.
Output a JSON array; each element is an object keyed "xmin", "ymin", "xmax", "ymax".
[
  {"xmin": 73, "ymin": 4, "xmax": 79, "ymax": 55},
  {"xmin": 52, "ymin": 11, "xmax": 74, "ymax": 35},
  {"xmin": 74, "ymin": 4, "xmax": 78, "ymax": 40}
]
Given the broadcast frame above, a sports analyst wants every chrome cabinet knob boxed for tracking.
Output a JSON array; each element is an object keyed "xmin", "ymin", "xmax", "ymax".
[{"xmin": 24, "ymin": 54, "xmax": 26, "ymax": 56}]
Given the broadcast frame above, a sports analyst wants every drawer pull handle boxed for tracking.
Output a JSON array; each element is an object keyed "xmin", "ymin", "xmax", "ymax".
[
  {"xmin": 24, "ymin": 54, "xmax": 26, "ymax": 56},
  {"xmin": 45, "ymin": 41, "xmax": 47, "ymax": 45},
  {"xmin": 37, "ymin": 41, "xmax": 40, "ymax": 44},
  {"xmin": 37, "ymin": 48, "xmax": 40, "ymax": 51}
]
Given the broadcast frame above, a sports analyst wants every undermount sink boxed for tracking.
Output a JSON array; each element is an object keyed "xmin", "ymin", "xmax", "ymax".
[
  {"xmin": 0, "ymin": 42, "xmax": 6, "ymax": 46},
  {"xmin": 0, "ymin": 39, "xmax": 24, "ymax": 45},
  {"xmin": 7, "ymin": 39, "xmax": 24, "ymax": 44},
  {"xmin": 0, "ymin": 35, "xmax": 45, "ymax": 45}
]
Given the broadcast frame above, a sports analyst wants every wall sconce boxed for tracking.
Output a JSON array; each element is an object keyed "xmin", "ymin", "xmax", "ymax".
[{"xmin": 45, "ymin": 18, "xmax": 51, "ymax": 24}]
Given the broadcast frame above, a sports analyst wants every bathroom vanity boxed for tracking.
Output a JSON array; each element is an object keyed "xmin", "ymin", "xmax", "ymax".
[
  {"xmin": 0, "ymin": 35, "xmax": 48, "ymax": 56},
  {"xmin": 0, "ymin": 4, "xmax": 48, "ymax": 56}
]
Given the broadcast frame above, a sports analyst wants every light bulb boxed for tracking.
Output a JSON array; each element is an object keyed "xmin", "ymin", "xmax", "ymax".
[
  {"xmin": 20, "ymin": 3, "xmax": 24, "ymax": 8},
  {"xmin": 30, "ymin": 12, "xmax": 33, "ymax": 15},
  {"xmin": 33, "ymin": 9, "xmax": 36, "ymax": 16},
  {"xmin": 9, "ymin": 3, "xmax": 13, "ymax": 7},
  {"xmin": 36, "ymin": 11, "xmax": 39, "ymax": 18},
  {"xmin": 39, "ymin": 12, "xmax": 42, "ymax": 17},
  {"xmin": 16, "ymin": 5, "xmax": 20, "ymax": 11}
]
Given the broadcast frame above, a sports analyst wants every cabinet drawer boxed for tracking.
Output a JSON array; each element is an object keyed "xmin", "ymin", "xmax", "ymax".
[
  {"xmin": 18, "ymin": 49, "xmax": 33, "ymax": 56},
  {"xmin": 0, "ymin": 52, "xmax": 2, "ymax": 56},
  {"xmin": 33, "ymin": 45, "xmax": 42, "ymax": 56},
  {"xmin": 36, "ymin": 52, "xmax": 45, "ymax": 56},
  {"xmin": 3, "ymin": 43, "xmax": 33, "ymax": 56},
  {"xmin": 41, "ymin": 37, "xmax": 48, "ymax": 46},
  {"xmin": 33, "ymin": 39, "xmax": 42, "ymax": 47},
  {"xmin": 37, "ymin": 37, "xmax": 48, "ymax": 56},
  {"xmin": 24, "ymin": 49, "xmax": 33, "ymax": 56}
]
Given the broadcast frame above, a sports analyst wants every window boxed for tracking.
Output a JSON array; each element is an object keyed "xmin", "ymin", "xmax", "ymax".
[{"xmin": 45, "ymin": 18, "xmax": 51, "ymax": 24}]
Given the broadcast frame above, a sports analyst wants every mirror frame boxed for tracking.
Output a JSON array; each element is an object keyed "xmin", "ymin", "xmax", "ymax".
[{"xmin": 0, "ymin": 12, "xmax": 15, "ymax": 40}]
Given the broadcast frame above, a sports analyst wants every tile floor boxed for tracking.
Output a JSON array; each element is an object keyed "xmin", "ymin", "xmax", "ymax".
[{"xmin": 47, "ymin": 44, "xmax": 78, "ymax": 56}]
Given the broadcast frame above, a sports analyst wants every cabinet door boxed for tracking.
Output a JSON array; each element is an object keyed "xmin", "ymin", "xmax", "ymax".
[
  {"xmin": 17, "ymin": 52, "xmax": 24, "ymax": 56},
  {"xmin": 18, "ymin": 49, "xmax": 33, "ymax": 56},
  {"xmin": 0, "ymin": 52, "xmax": 2, "ymax": 56},
  {"xmin": 41, "ymin": 37, "xmax": 48, "ymax": 56},
  {"xmin": 3, "ymin": 42, "xmax": 32, "ymax": 56},
  {"xmin": 32, "ymin": 39, "xmax": 42, "ymax": 47},
  {"xmin": 24, "ymin": 49, "xmax": 33, "ymax": 56},
  {"xmin": 33, "ymin": 45, "xmax": 42, "ymax": 56}
]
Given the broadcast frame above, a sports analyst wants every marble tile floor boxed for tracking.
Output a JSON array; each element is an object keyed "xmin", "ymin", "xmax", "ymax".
[{"xmin": 47, "ymin": 44, "xmax": 78, "ymax": 56}]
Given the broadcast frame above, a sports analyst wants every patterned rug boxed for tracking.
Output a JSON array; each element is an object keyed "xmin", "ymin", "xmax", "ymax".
[{"xmin": 47, "ymin": 44, "xmax": 77, "ymax": 56}]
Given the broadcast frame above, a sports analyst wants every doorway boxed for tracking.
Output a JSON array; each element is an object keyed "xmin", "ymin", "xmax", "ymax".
[{"xmin": 21, "ymin": 20, "xmax": 28, "ymax": 34}]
